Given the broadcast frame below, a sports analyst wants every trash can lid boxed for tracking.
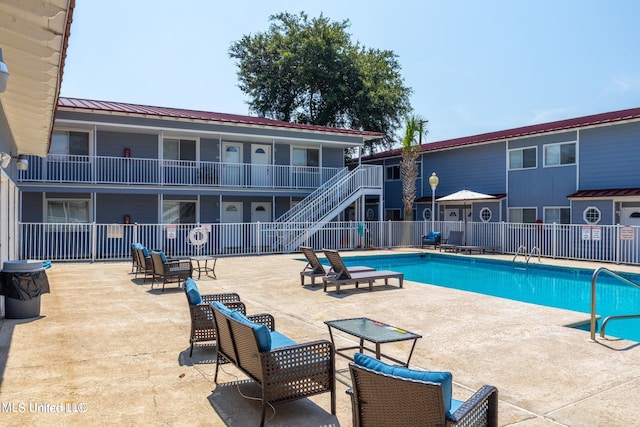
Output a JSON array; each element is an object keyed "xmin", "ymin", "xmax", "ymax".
[{"xmin": 2, "ymin": 260, "xmax": 46, "ymax": 272}]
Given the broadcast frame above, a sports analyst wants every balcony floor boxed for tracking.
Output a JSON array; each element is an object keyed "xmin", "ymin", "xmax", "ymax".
[{"xmin": 1, "ymin": 250, "xmax": 639, "ymax": 425}]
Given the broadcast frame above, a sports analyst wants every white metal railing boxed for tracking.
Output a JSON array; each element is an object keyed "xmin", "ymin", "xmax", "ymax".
[
  {"xmin": 17, "ymin": 154, "xmax": 343, "ymax": 189},
  {"xmin": 270, "ymin": 165, "xmax": 383, "ymax": 252},
  {"xmin": 18, "ymin": 220, "xmax": 640, "ymax": 264}
]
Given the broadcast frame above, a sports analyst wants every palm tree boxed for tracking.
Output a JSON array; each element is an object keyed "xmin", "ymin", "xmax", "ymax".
[{"xmin": 401, "ymin": 115, "xmax": 427, "ymax": 221}]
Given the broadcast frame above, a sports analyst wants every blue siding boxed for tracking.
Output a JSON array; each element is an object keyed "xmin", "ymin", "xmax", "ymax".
[
  {"xmin": 96, "ymin": 194, "xmax": 158, "ymax": 223},
  {"xmin": 322, "ymin": 146, "xmax": 344, "ymax": 167},
  {"xmin": 579, "ymin": 121, "xmax": 640, "ymax": 189},
  {"xmin": 97, "ymin": 131, "xmax": 157, "ymax": 158},
  {"xmin": 571, "ymin": 200, "xmax": 614, "ymax": 224}
]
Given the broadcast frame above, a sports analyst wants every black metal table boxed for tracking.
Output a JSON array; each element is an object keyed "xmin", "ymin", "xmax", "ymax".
[{"xmin": 325, "ymin": 317, "xmax": 422, "ymax": 366}]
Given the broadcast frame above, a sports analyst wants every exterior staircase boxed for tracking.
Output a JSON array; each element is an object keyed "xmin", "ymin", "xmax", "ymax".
[{"xmin": 270, "ymin": 164, "xmax": 383, "ymax": 253}]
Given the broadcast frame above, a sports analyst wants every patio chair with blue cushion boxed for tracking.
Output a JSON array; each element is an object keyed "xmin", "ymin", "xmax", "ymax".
[
  {"xmin": 183, "ymin": 277, "xmax": 244, "ymax": 356},
  {"xmin": 421, "ymin": 231, "xmax": 442, "ymax": 249},
  {"xmin": 150, "ymin": 250, "xmax": 192, "ymax": 291},
  {"xmin": 348, "ymin": 352, "xmax": 498, "ymax": 427}
]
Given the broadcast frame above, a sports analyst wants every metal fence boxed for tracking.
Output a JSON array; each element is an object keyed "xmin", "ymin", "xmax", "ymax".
[{"xmin": 18, "ymin": 220, "xmax": 640, "ymax": 265}]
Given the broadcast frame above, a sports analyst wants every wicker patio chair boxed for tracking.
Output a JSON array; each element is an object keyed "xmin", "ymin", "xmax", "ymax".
[
  {"xmin": 348, "ymin": 361, "xmax": 498, "ymax": 427},
  {"xmin": 212, "ymin": 302, "xmax": 336, "ymax": 427},
  {"xmin": 183, "ymin": 278, "xmax": 244, "ymax": 356},
  {"xmin": 134, "ymin": 247, "xmax": 154, "ymax": 283},
  {"xmin": 150, "ymin": 250, "xmax": 192, "ymax": 291}
]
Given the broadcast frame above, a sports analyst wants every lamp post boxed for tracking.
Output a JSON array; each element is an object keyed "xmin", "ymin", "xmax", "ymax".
[{"xmin": 428, "ymin": 172, "xmax": 439, "ymax": 230}]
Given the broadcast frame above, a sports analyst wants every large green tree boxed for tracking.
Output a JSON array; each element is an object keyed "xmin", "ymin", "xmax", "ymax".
[{"xmin": 229, "ymin": 12, "xmax": 412, "ymax": 154}]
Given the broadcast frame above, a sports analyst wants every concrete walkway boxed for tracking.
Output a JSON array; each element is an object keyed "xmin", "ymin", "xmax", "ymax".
[{"xmin": 1, "ymin": 249, "xmax": 639, "ymax": 426}]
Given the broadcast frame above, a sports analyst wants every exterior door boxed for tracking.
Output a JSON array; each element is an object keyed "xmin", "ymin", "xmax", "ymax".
[
  {"xmin": 251, "ymin": 202, "xmax": 272, "ymax": 248},
  {"xmin": 621, "ymin": 208, "xmax": 640, "ymax": 226},
  {"xmin": 251, "ymin": 144, "xmax": 271, "ymax": 186},
  {"xmin": 221, "ymin": 143, "xmax": 242, "ymax": 186},
  {"xmin": 221, "ymin": 202, "xmax": 243, "ymax": 248}
]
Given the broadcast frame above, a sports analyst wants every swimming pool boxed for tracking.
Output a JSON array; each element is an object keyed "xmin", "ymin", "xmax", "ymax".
[{"xmin": 331, "ymin": 253, "xmax": 640, "ymax": 343}]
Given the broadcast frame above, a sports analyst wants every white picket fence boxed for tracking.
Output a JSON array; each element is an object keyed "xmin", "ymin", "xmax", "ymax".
[{"xmin": 18, "ymin": 220, "xmax": 640, "ymax": 265}]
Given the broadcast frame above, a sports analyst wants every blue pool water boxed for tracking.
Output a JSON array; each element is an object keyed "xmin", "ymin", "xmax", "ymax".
[{"xmin": 331, "ymin": 253, "xmax": 640, "ymax": 342}]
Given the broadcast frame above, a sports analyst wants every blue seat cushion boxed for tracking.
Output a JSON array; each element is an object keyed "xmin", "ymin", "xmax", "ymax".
[
  {"xmin": 424, "ymin": 231, "xmax": 441, "ymax": 242},
  {"xmin": 184, "ymin": 278, "xmax": 202, "ymax": 305},
  {"xmin": 270, "ymin": 331, "xmax": 297, "ymax": 349},
  {"xmin": 353, "ymin": 352, "xmax": 453, "ymax": 415},
  {"xmin": 151, "ymin": 250, "xmax": 167, "ymax": 263},
  {"xmin": 141, "ymin": 246, "xmax": 150, "ymax": 258},
  {"xmin": 228, "ymin": 310, "xmax": 272, "ymax": 352},
  {"xmin": 211, "ymin": 300, "xmax": 234, "ymax": 316}
]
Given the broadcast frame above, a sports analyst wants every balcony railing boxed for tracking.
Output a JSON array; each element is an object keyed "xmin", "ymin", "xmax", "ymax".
[{"xmin": 17, "ymin": 154, "xmax": 344, "ymax": 189}]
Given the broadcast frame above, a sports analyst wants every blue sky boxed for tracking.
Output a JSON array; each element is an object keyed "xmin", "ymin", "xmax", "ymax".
[{"xmin": 60, "ymin": 0, "xmax": 640, "ymax": 145}]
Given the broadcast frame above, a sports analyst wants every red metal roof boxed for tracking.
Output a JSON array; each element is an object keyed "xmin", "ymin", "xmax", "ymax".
[
  {"xmin": 568, "ymin": 188, "xmax": 640, "ymax": 199},
  {"xmin": 363, "ymin": 107, "xmax": 640, "ymax": 160},
  {"xmin": 57, "ymin": 97, "xmax": 383, "ymax": 139}
]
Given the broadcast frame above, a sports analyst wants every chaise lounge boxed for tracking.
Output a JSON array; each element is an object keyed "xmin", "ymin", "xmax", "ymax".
[
  {"xmin": 299, "ymin": 246, "xmax": 375, "ymax": 286},
  {"xmin": 322, "ymin": 249, "xmax": 403, "ymax": 294},
  {"xmin": 348, "ymin": 352, "xmax": 499, "ymax": 427},
  {"xmin": 439, "ymin": 231, "xmax": 464, "ymax": 253},
  {"xmin": 211, "ymin": 301, "xmax": 335, "ymax": 426}
]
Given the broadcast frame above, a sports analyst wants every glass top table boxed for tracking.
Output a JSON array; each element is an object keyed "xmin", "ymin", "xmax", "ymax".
[{"xmin": 324, "ymin": 317, "xmax": 422, "ymax": 366}]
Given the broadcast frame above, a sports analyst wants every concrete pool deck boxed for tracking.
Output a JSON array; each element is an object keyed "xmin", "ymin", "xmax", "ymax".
[{"xmin": 1, "ymin": 249, "xmax": 639, "ymax": 426}]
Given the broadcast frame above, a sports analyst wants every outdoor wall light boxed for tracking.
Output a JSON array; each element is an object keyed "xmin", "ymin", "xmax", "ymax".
[
  {"xmin": 0, "ymin": 152, "xmax": 10, "ymax": 169},
  {"xmin": 0, "ymin": 48, "xmax": 9, "ymax": 93},
  {"xmin": 16, "ymin": 155, "xmax": 28, "ymax": 171}
]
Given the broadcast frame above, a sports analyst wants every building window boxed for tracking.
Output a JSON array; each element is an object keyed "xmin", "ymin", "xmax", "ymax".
[
  {"xmin": 292, "ymin": 147, "xmax": 319, "ymax": 167},
  {"xmin": 46, "ymin": 199, "xmax": 90, "ymax": 223},
  {"xmin": 366, "ymin": 208, "xmax": 375, "ymax": 220},
  {"xmin": 50, "ymin": 130, "xmax": 90, "ymax": 159},
  {"xmin": 385, "ymin": 165, "xmax": 400, "ymax": 180},
  {"xmin": 385, "ymin": 209, "xmax": 401, "ymax": 221},
  {"xmin": 544, "ymin": 207, "xmax": 571, "ymax": 224},
  {"xmin": 508, "ymin": 147, "xmax": 536, "ymax": 170},
  {"xmin": 422, "ymin": 207, "xmax": 432, "ymax": 221},
  {"xmin": 162, "ymin": 201, "xmax": 196, "ymax": 224},
  {"xmin": 164, "ymin": 138, "xmax": 196, "ymax": 161},
  {"xmin": 509, "ymin": 208, "xmax": 537, "ymax": 223},
  {"xmin": 544, "ymin": 142, "xmax": 576, "ymax": 167},
  {"xmin": 583, "ymin": 206, "xmax": 601, "ymax": 225},
  {"xmin": 480, "ymin": 207, "xmax": 492, "ymax": 222}
]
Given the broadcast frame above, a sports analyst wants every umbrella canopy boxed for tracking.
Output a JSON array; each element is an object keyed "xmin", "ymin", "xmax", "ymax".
[{"xmin": 436, "ymin": 189, "xmax": 496, "ymax": 202}]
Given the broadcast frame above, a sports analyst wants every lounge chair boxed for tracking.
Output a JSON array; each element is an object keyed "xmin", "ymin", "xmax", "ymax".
[
  {"xmin": 347, "ymin": 352, "xmax": 499, "ymax": 427},
  {"xmin": 183, "ymin": 277, "xmax": 244, "ymax": 356},
  {"xmin": 150, "ymin": 250, "xmax": 192, "ymax": 291},
  {"xmin": 322, "ymin": 249, "xmax": 403, "ymax": 294},
  {"xmin": 421, "ymin": 231, "xmax": 442, "ymax": 249},
  {"xmin": 299, "ymin": 246, "xmax": 375, "ymax": 286},
  {"xmin": 439, "ymin": 231, "xmax": 464, "ymax": 252}
]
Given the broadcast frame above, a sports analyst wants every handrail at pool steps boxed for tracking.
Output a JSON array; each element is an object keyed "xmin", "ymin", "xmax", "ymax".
[
  {"xmin": 512, "ymin": 245, "xmax": 541, "ymax": 268},
  {"xmin": 590, "ymin": 267, "xmax": 640, "ymax": 342}
]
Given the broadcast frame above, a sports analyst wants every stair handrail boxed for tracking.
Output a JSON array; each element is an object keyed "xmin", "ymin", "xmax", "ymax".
[
  {"xmin": 526, "ymin": 246, "xmax": 541, "ymax": 264},
  {"xmin": 512, "ymin": 245, "xmax": 527, "ymax": 263},
  {"xmin": 590, "ymin": 267, "xmax": 640, "ymax": 341}
]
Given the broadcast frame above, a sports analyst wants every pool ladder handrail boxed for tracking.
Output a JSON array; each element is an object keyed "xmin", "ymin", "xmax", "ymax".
[
  {"xmin": 512, "ymin": 245, "xmax": 528, "ymax": 264},
  {"xmin": 527, "ymin": 246, "xmax": 541, "ymax": 264},
  {"xmin": 590, "ymin": 267, "xmax": 640, "ymax": 341}
]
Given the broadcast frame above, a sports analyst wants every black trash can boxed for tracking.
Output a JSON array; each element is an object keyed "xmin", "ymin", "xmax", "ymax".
[{"xmin": 0, "ymin": 260, "xmax": 51, "ymax": 319}]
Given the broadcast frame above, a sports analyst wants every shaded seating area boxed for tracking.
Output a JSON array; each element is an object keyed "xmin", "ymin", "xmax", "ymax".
[
  {"xmin": 421, "ymin": 231, "xmax": 442, "ymax": 249},
  {"xmin": 150, "ymin": 250, "xmax": 192, "ymax": 291},
  {"xmin": 439, "ymin": 231, "xmax": 464, "ymax": 252},
  {"xmin": 322, "ymin": 249, "xmax": 403, "ymax": 294},
  {"xmin": 348, "ymin": 353, "xmax": 498, "ymax": 426},
  {"xmin": 211, "ymin": 301, "xmax": 336, "ymax": 427},
  {"xmin": 183, "ymin": 278, "xmax": 244, "ymax": 356},
  {"xmin": 299, "ymin": 246, "xmax": 374, "ymax": 286}
]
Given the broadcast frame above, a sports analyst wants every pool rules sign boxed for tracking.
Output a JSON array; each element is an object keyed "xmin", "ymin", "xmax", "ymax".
[{"xmin": 581, "ymin": 226, "xmax": 602, "ymax": 241}]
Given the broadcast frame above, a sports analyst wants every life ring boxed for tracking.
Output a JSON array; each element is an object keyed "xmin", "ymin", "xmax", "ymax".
[{"xmin": 189, "ymin": 227, "xmax": 208, "ymax": 246}]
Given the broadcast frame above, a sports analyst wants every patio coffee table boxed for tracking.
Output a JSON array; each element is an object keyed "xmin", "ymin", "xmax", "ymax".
[
  {"xmin": 189, "ymin": 255, "xmax": 217, "ymax": 279},
  {"xmin": 325, "ymin": 317, "xmax": 422, "ymax": 366}
]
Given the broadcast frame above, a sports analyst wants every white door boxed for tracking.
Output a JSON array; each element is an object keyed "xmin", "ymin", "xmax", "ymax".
[
  {"xmin": 221, "ymin": 202, "xmax": 243, "ymax": 248},
  {"xmin": 251, "ymin": 202, "xmax": 272, "ymax": 248},
  {"xmin": 621, "ymin": 208, "xmax": 640, "ymax": 226},
  {"xmin": 251, "ymin": 144, "xmax": 271, "ymax": 186},
  {"xmin": 221, "ymin": 143, "xmax": 242, "ymax": 186}
]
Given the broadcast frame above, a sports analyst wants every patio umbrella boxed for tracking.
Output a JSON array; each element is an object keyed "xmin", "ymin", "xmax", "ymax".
[{"xmin": 436, "ymin": 189, "xmax": 496, "ymax": 244}]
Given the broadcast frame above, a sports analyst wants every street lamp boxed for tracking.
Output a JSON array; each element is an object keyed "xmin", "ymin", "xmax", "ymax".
[{"xmin": 428, "ymin": 172, "xmax": 439, "ymax": 230}]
